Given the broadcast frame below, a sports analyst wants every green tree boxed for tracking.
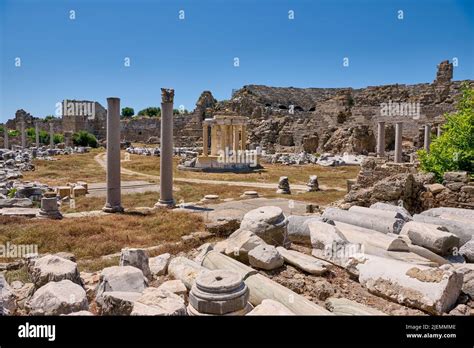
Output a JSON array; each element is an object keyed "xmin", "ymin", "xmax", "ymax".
[
  {"xmin": 121, "ymin": 107, "xmax": 135, "ymax": 118},
  {"xmin": 72, "ymin": 130, "xmax": 98, "ymax": 148},
  {"xmin": 39, "ymin": 130, "xmax": 49, "ymax": 145},
  {"xmin": 26, "ymin": 127, "xmax": 35, "ymax": 141},
  {"xmin": 8, "ymin": 129, "xmax": 19, "ymax": 137},
  {"xmin": 173, "ymin": 108, "xmax": 189, "ymax": 115},
  {"xmin": 27, "ymin": 127, "xmax": 50, "ymax": 145},
  {"xmin": 418, "ymin": 83, "xmax": 474, "ymax": 182},
  {"xmin": 44, "ymin": 115, "xmax": 57, "ymax": 121},
  {"xmin": 53, "ymin": 134, "xmax": 64, "ymax": 144},
  {"xmin": 137, "ymin": 107, "xmax": 161, "ymax": 117}
]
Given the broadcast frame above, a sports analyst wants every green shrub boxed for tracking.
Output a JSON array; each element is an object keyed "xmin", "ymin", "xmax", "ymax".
[
  {"xmin": 8, "ymin": 129, "xmax": 19, "ymax": 137},
  {"xmin": 418, "ymin": 83, "xmax": 474, "ymax": 182},
  {"xmin": 121, "ymin": 107, "xmax": 134, "ymax": 118},
  {"xmin": 7, "ymin": 188, "xmax": 17, "ymax": 198},
  {"xmin": 26, "ymin": 127, "xmax": 35, "ymax": 141},
  {"xmin": 39, "ymin": 130, "xmax": 49, "ymax": 145},
  {"xmin": 72, "ymin": 131, "xmax": 98, "ymax": 148},
  {"xmin": 137, "ymin": 107, "xmax": 161, "ymax": 117},
  {"xmin": 53, "ymin": 134, "xmax": 64, "ymax": 144}
]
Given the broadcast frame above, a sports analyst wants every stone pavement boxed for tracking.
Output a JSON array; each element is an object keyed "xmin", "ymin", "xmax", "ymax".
[
  {"xmin": 176, "ymin": 197, "xmax": 309, "ymax": 218},
  {"xmin": 87, "ymin": 181, "xmax": 161, "ymax": 197}
]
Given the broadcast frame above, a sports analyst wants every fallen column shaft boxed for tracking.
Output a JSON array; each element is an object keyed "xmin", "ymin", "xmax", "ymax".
[
  {"xmin": 201, "ymin": 251, "xmax": 331, "ymax": 315},
  {"xmin": 334, "ymin": 221, "xmax": 409, "ymax": 251},
  {"xmin": 349, "ymin": 205, "xmax": 410, "ymax": 222},
  {"xmin": 400, "ymin": 221, "xmax": 459, "ymax": 255},
  {"xmin": 413, "ymin": 214, "xmax": 473, "ymax": 246},
  {"xmin": 421, "ymin": 207, "xmax": 474, "ymax": 220},
  {"xmin": 349, "ymin": 254, "xmax": 463, "ymax": 315},
  {"xmin": 323, "ymin": 207, "xmax": 405, "ymax": 234}
]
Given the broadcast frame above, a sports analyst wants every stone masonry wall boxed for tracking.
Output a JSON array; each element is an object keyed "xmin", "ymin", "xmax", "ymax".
[{"xmin": 4, "ymin": 61, "xmax": 472, "ymax": 153}]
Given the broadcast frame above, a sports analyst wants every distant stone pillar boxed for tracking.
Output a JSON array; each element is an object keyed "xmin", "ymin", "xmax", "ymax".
[
  {"xmin": 233, "ymin": 125, "xmax": 240, "ymax": 153},
  {"xmin": 64, "ymin": 131, "xmax": 73, "ymax": 147},
  {"xmin": 394, "ymin": 122, "xmax": 403, "ymax": 163},
  {"xmin": 210, "ymin": 124, "xmax": 217, "ymax": 156},
  {"xmin": 156, "ymin": 88, "xmax": 175, "ymax": 208},
  {"xmin": 103, "ymin": 97, "xmax": 124, "ymax": 213},
  {"xmin": 221, "ymin": 124, "xmax": 228, "ymax": 153},
  {"xmin": 376, "ymin": 121, "xmax": 385, "ymax": 157},
  {"xmin": 3, "ymin": 126, "xmax": 8, "ymax": 149},
  {"xmin": 202, "ymin": 123, "xmax": 209, "ymax": 156},
  {"xmin": 437, "ymin": 124, "xmax": 442, "ymax": 137},
  {"xmin": 424, "ymin": 124, "xmax": 431, "ymax": 153},
  {"xmin": 49, "ymin": 122, "xmax": 54, "ymax": 148},
  {"xmin": 20, "ymin": 120, "xmax": 26, "ymax": 149},
  {"xmin": 35, "ymin": 121, "xmax": 40, "ymax": 147},
  {"xmin": 39, "ymin": 191, "xmax": 62, "ymax": 220},
  {"xmin": 240, "ymin": 125, "xmax": 247, "ymax": 151},
  {"xmin": 227, "ymin": 125, "xmax": 233, "ymax": 148}
]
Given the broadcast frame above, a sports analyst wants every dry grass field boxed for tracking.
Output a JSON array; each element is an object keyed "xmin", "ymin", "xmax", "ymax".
[
  {"xmin": 0, "ymin": 210, "xmax": 204, "ymax": 271},
  {"xmin": 22, "ymin": 149, "xmax": 356, "ymax": 207},
  {"xmin": 122, "ymin": 153, "xmax": 360, "ymax": 188}
]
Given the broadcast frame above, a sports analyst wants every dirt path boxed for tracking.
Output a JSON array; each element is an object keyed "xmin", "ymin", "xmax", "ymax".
[{"xmin": 94, "ymin": 153, "xmax": 346, "ymax": 192}]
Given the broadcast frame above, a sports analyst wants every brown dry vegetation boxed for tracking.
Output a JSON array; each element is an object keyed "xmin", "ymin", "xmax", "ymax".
[
  {"xmin": 0, "ymin": 210, "xmax": 204, "ymax": 262},
  {"xmin": 22, "ymin": 149, "xmax": 105, "ymax": 186},
  {"xmin": 123, "ymin": 154, "xmax": 359, "ymax": 188},
  {"xmin": 22, "ymin": 149, "xmax": 138, "ymax": 186},
  {"xmin": 23, "ymin": 149, "xmax": 357, "ymax": 190}
]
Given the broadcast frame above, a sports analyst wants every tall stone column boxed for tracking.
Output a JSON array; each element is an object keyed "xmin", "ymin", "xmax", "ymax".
[
  {"xmin": 376, "ymin": 121, "xmax": 385, "ymax": 157},
  {"xmin": 35, "ymin": 121, "xmax": 40, "ymax": 147},
  {"xmin": 202, "ymin": 123, "xmax": 209, "ymax": 156},
  {"xmin": 227, "ymin": 124, "xmax": 233, "ymax": 148},
  {"xmin": 20, "ymin": 120, "xmax": 26, "ymax": 149},
  {"xmin": 240, "ymin": 125, "xmax": 247, "ymax": 151},
  {"xmin": 3, "ymin": 125, "xmax": 8, "ymax": 149},
  {"xmin": 103, "ymin": 97, "xmax": 124, "ymax": 213},
  {"xmin": 233, "ymin": 125, "xmax": 240, "ymax": 153},
  {"xmin": 437, "ymin": 124, "xmax": 442, "ymax": 137},
  {"xmin": 220, "ymin": 124, "xmax": 227, "ymax": 153},
  {"xmin": 424, "ymin": 124, "xmax": 431, "ymax": 153},
  {"xmin": 210, "ymin": 124, "xmax": 217, "ymax": 156},
  {"xmin": 49, "ymin": 122, "xmax": 54, "ymax": 148},
  {"xmin": 394, "ymin": 122, "xmax": 403, "ymax": 163},
  {"xmin": 156, "ymin": 88, "xmax": 175, "ymax": 208}
]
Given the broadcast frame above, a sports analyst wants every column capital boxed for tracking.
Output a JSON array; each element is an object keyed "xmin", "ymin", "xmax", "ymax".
[{"xmin": 161, "ymin": 88, "xmax": 175, "ymax": 103}]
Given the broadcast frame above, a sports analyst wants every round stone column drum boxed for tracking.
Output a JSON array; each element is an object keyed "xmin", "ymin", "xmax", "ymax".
[{"xmin": 187, "ymin": 270, "xmax": 251, "ymax": 315}]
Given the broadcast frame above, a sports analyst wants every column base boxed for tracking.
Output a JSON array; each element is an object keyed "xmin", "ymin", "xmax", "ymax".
[
  {"xmin": 154, "ymin": 199, "xmax": 175, "ymax": 209},
  {"xmin": 102, "ymin": 204, "xmax": 124, "ymax": 213},
  {"xmin": 38, "ymin": 210, "xmax": 63, "ymax": 220}
]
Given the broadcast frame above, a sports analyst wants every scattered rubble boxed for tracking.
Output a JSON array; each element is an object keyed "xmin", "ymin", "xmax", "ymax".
[
  {"xmin": 247, "ymin": 299, "xmax": 295, "ymax": 315},
  {"xmin": 27, "ymin": 280, "xmax": 88, "ymax": 316},
  {"xmin": 120, "ymin": 248, "xmax": 152, "ymax": 280},
  {"xmin": 240, "ymin": 206, "xmax": 289, "ymax": 247},
  {"xmin": 348, "ymin": 254, "xmax": 463, "ymax": 315},
  {"xmin": 29, "ymin": 254, "xmax": 82, "ymax": 289},
  {"xmin": 248, "ymin": 244, "xmax": 284, "ymax": 270},
  {"xmin": 149, "ymin": 253, "xmax": 171, "ymax": 277}
]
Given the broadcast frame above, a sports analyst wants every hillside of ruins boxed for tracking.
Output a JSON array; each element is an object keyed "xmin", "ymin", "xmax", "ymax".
[{"xmin": 0, "ymin": 58, "xmax": 473, "ymax": 321}]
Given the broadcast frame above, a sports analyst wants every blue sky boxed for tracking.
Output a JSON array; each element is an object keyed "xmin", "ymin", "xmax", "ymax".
[{"xmin": 0, "ymin": 0, "xmax": 473, "ymax": 121}]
